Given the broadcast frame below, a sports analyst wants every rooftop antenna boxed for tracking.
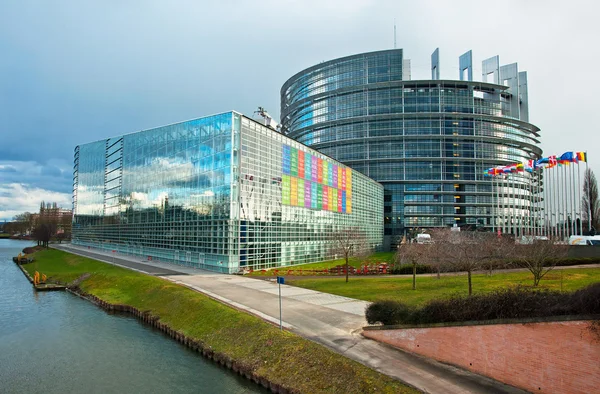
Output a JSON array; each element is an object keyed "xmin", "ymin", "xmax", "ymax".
[
  {"xmin": 253, "ymin": 106, "xmax": 279, "ymax": 130},
  {"xmin": 394, "ymin": 19, "xmax": 397, "ymax": 49}
]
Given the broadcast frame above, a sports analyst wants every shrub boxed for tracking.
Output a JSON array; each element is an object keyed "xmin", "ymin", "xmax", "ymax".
[
  {"xmin": 388, "ymin": 264, "xmax": 433, "ymax": 275},
  {"xmin": 566, "ymin": 282, "xmax": 600, "ymax": 315},
  {"xmin": 365, "ymin": 300, "xmax": 414, "ymax": 325},
  {"xmin": 365, "ymin": 283, "xmax": 600, "ymax": 326}
]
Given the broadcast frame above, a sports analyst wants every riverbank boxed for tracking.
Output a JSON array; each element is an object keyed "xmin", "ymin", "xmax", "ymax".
[{"xmin": 22, "ymin": 249, "xmax": 417, "ymax": 394}]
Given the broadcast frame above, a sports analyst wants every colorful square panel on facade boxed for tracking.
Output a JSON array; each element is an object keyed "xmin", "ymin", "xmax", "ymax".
[
  {"xmin": 333, "ymin": 164, "xmax": 338, "ymax": 188},
  {"xmin": 283, "ymin": 145, "xmax": 291, "ymax": 175},
  {"xmin": 290, "ymin": 177, "xmax": 298, "ymax": 206},
  {"xmin": 317, "ymin": 158, "xmax": 323, "ymax": 183},
  {"xmin": 282, "ymin": 175, "xmax": 290, "ymax": 205},
  {"xmin": 298, "ymin": 150, "xmax": 305, "ymax": 179},
  {"xmin": 317, "ymin": 184, "xmax": 323, "ymax": 209},
  {"xmin": 304, "ymin": 180, "xmax": 311, "ymax": 208},
  {"xmin": 297, "ymin": 178, "xmax": 304, "ymax": 207},
  {"xmin": 305, "ymin": 152, "xmax": 312, "ymax": 181},
  {"xmin": 291, "ymin": 148, "xmax": 298, "ymax": 177}
]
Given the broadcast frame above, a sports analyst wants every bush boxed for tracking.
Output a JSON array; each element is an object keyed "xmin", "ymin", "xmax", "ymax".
[
  {"xmin": 566, "ymin": 282, "xmax": 600, "ymax": 315},
  {"xmin": 388, "ymin": 264, "xmax": 434, "ymax": 275},
  {"xmin": 365, "ymin": 300, "xmax": 414, "ymax": 325},
  {"xmin": 365, "ymin": 283, "xmax": 600, "ymax": 326}
]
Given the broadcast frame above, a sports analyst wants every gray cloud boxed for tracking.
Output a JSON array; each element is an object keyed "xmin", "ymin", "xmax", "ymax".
[{"xmin": 0, "ymin": 165, "xmax": 17, "ymax": 173}]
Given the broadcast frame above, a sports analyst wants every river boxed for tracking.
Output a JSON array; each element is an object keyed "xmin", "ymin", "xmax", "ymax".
[{"xmin": 0, "ymin": 239, "xmax": 265, "ymax": 393}]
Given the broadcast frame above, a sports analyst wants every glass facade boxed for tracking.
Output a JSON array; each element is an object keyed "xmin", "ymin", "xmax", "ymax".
[
  {"xmin": 281, "ymin": 49, "xmax": 542, "ymax": 247},
  {"xmin": 73, "ymin": 112, "xmax": 383, "ymax": 273}
]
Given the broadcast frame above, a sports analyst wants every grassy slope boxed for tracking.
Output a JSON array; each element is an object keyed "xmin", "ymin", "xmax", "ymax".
[
  {"xmin": 249, "ymin": 252, "xmax": 396, "ymax": 275},
  {"xmin": 23, "ymin": 249, "xmax": 416, "ymax": 394},
  {"xmin": 287, "ymin": 268, "xmax": 600, "ymax": 306}
]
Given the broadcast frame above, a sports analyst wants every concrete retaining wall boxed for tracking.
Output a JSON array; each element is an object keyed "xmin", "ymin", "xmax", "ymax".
[{"xmin": 363, "ymin": 320, "xmax": 600, "ymax": 394}]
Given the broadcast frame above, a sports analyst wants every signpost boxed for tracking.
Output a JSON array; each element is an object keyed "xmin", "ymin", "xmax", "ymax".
[{"xmin": 276, "ymin": 276, "xmax": 284, "ymax": 330}]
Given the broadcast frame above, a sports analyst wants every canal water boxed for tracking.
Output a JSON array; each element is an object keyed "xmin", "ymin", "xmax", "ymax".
[{"xmin": 0, "ymin": 239, "xmax": 265, "ymax": 393}]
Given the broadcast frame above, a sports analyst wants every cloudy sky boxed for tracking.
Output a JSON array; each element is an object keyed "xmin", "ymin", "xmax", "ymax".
[{"xmin": 1, "ymin": 0, "xmax": 598, "ymax": 220}]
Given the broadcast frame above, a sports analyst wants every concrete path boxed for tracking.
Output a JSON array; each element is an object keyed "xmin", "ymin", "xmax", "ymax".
[{"xmin": 53, "ymin": 244, "xmax": 526, "ymax": 394}]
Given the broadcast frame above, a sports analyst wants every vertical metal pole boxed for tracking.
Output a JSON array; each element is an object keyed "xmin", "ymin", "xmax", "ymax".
[
  {"xmin": 586, "ymin": 154, "xmax": 591, "ymax": 233},
  {"xmin": 578, "ymin": 160, "xmax": 583, "ymax": 235},
  {"xmin": 491, "ymin": 175, "xmax": 495, "ymax": 233},
  {"xmin": 571, "ymin": 162, "xmax": 576, "ymax": 235},
  {"xmin": 511, "ymin": 175, "xmax": 516, "ymax": 237},
  {"xmin": 562, "ymin": 164, "xmax": 567, "ymax": 238},
  {"xmin": 554, "ymin": 165, "xmax": 559, "ymax": 238},
  {"xmin": 278, "ymin": 281, "xmax": 282, "ymax": 330}
]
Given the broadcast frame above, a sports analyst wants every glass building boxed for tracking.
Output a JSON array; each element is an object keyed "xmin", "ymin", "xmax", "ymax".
[
  {"xmin": 73, "ymin": 111, "xmax": 383, "ymax": 273},
  {"xmin": 281, "ymin": 49, "xmax": 542, "ymax": 248}
]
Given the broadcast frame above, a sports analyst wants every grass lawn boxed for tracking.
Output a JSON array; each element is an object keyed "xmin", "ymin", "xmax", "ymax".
[
  {"xmin": 249, "ymin": 251, "xmax": 396, "ymax": 276},
  {"xmin": 287, "ymin": 268, "xmax": 600, "ymax": 307},
  {"xmin": 23, "ymin": 249, "xmax": 416, "ymax": 394}
]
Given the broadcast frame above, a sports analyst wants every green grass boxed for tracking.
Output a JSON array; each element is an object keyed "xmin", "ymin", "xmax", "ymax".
[
  {"xmin": 287, "ymin": 268, "xmax": 600, "ymax": 307},
  {"xmin": 249, "ymin": 252, "xmax": 395, "ymax": 276},
  {"xmin": 24, "ymin": 249, "xmax": 416, "ymax": 394}
]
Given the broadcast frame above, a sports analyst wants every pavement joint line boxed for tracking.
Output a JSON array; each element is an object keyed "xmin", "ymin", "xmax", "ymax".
[{"xmin": 164, "ymin": 278, "xmax": 294, "ymax": 330}]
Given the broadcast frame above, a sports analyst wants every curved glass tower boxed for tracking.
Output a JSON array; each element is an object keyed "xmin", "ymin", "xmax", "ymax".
[{"xmin": 281, "ymin": 49, "xmax": 542, "ymax": 247}]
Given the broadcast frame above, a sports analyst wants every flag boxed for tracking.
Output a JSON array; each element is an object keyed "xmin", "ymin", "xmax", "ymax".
[
  {"xmin": 576, "ymin": 151, "xmax": 587, "ymax": 162},
  {"xmin": 524, "ymin": 160, "xmax": 534, "ymax": 172},
  {"xmin": 516, "ymin": 163, "xmax": 524, "ymax": 172},
  {"xmin": 559, "ymin": 152, "xmax": 576, "ymax": 164},
  {"xmin": 548, "ymin": 155, "xmax": 557, "ymax": 168}
]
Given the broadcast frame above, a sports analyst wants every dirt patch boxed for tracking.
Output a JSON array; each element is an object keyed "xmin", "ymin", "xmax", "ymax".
[{"xmin": 22, "ymin": 245, "xmax": 45, "ymax": 254}]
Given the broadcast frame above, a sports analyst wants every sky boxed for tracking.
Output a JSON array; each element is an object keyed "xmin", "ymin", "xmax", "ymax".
[{"xmin": 1, "ymin": 0, "xmax": 599, "ymax": 221}]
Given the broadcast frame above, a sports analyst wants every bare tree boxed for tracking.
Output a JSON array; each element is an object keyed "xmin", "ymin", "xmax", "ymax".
[
  {"xmin": 433, "ymin": 230, "xmax": 500, "ymax": 295},
  {"xmin": 514, "ymin": 238, "xmax": 568, "ymax": 286},
  {"xmin": 12, "ymin": 212, "xmax": 33, "ymax": 235},
  {"xmin": 331, "ymin": 227, "xmax": 370, "ymax": 283},
  {"xmin": 582, "ymin": 168, "xmax": 600, "ymax": 232},
  {"xmin": 395, "ymin": 241, "xmax": 433, "ymax": 290}
]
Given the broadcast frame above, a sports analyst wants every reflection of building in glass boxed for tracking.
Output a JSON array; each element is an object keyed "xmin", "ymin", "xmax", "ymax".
[
  {"xmin": 281, "ymin": 49, "xmax": 542, "ymax": 248},
  {"xmin": 73, "ymin": 111, "xmax": 383, "ymax": 273}
]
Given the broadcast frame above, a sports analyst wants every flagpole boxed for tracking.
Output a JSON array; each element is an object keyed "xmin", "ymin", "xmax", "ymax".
[
  {"xmin": 586, "ymin": 152, "xmax": 591, "ymax": 233},
  {"xmin": 552, "ymin": 162, "xmax": 562, "ymax": 238},
  {"xmin": 562, "ymin": 163, "xmax": 567, "ymax": 239},
  {"xmin": 577, "ymin": 158, "xmax": 582, "ymax": 235},
  {"xmin": 511, "ymin": 174, "xmax": 516, "ymax": 237},
  {"xmin": 546, "ymin": 167, "xmax": 551, "ymax": 237},
  {"xmin": 571, "ymin": 160, "xmax": 577, "ymax": 235},
  {"xmin": 503, "ymin": 175, "xmax": 508, "ymax": 235},
  {"xmin": 528, "ymin": 171, "xmax": 533, "ymax": 236},
  {"xmin": 491, "ymin": 174, "xmax": 495, "ymax": 234},
  {"xmin": 544, "ymin": 169, "xmax": 549, "ymax": 237},
  {"xmin": 535, "ymin": 167, "xmax": 543, "ymax": 234}
]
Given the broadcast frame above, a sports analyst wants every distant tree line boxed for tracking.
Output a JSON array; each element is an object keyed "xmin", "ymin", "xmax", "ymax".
[{"xmin": 3, "ymin": 201, "xmax": 72, "ymax": 247}]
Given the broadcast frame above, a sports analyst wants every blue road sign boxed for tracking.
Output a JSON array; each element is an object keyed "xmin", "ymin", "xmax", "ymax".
[{"xmin": 277, "ymin": 276, "xmax": 285, "ymax": 284}]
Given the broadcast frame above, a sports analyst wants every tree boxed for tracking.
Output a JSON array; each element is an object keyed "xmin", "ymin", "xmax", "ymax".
[
  {"xmin": 12, "ymin": 212, "xmax": 33, "ymax": 235},
  {"xmin": 514, "ymin": 238, "xmax": 568, "ymax": 286},
  {"xmin": 32, "ymin": 220, "xmax": 56, "ymax": 247},
  {"xmin": 432, "ymin": 230, "xmax": 502, "ymax": 295},
  {"xmin": 395, "ymin": 240, "xmax": 433, "ymax": 290},
  {"xmin": 331, "ymin": 227, "xmax": 369, "ymax": 283},
  {"xmin": 582, "ymin": 168, "xmax": 600, "ymax": 233}
]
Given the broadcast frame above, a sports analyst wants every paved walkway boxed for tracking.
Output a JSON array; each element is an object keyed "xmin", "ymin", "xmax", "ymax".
[{"xmin": 53, "ymin": 244, "xmax": 526, "ymax": 394}]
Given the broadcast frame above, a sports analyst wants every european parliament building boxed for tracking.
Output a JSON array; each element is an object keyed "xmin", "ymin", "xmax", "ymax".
[
  {"xmin": 72, "ymin": 111, "xmax": 383, "ymax": 273},
  {"xmin": 281, "ymin": 49, "xmax": 542, "ymax": 247}
]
